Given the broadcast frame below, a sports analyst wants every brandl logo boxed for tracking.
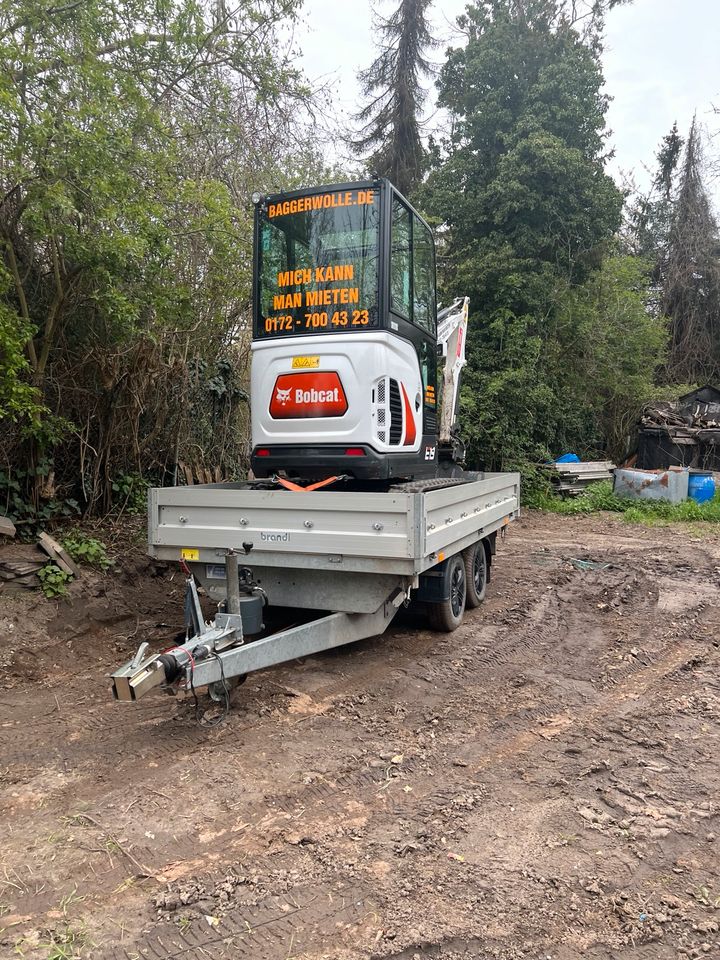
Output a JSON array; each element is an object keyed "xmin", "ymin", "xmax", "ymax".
[{"xmin": 275, "ymin": 387, "xmax": 292, "ymax": 405}]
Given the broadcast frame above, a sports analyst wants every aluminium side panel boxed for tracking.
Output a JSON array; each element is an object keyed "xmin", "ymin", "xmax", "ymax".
[
  {"xmin": 149, "ymin": 487, "xmax": 418, "ymax": 570},
  {"xmin": 421, "ymin": 473, "xmax": 520, "ymax": 561},
  {"xmin": 148, "ymin": 473, "xmax": 520, "ymax": 578}
]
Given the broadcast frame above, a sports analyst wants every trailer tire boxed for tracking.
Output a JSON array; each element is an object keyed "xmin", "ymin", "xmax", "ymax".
[
  {"xmin": 463, "ymin": 541, "xmax": 487, "ymax": 609},
  {"xmin": 428, "ymin": 554, "xmax": 466, "ymax": 632}
]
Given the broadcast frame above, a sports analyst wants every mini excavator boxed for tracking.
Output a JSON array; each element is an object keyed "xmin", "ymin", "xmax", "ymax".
[{"xmin": 249, "ymin": 178, "xmax": 469, "ymax": 487}]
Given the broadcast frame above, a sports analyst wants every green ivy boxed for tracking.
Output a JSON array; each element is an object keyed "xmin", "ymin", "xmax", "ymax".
[
  {"xmin": 37, "ymin": 563, "xmax": 72, "ymax": 599},
  {"xmin": 111, "ymin": 473, "xmax": 149, "ymax": 515},
  {"xmin": 62, "ymin": 533, "xmax": 112, "ymax": 570},
  {"xmin": 0, "ymin": 463, "xmax": 79, "ymax": 536}
]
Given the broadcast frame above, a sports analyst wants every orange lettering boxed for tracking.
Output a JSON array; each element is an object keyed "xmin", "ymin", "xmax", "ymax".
[{"xmin": 278, "ymin": 269, "xmax": 311, "ymax": 287}]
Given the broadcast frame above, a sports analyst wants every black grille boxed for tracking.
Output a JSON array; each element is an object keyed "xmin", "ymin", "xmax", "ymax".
[
  {"xmin": 424, "ymin": 409, "xmax": 437, "ymax": 434},
  {"xmin": 389, "ymin": 379, "xmax": 402, "ymax": 445}
]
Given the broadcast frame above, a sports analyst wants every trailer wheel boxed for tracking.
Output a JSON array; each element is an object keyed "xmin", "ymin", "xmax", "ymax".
[
  {"xmin": 428, "ymin": 554, "xmax": 466, "ymax": 632},
  {"xmin": 463, "ymin": 541, "xmax": 487, "ymax": 609}
]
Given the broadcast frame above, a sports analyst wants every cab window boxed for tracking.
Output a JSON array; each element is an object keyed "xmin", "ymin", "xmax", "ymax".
[
  {"xmin": 413, "ymin": 216, "xmax": 436, "ymax": 334},
  {"xmin": 390, "ymin": 197, "xmax": 436, "ymax": 333},
  {"xmin": 390, "ymin": 198, "xmax": 412, "ymax": 319}
]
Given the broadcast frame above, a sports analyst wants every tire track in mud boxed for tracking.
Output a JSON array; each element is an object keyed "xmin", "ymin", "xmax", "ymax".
[
  {"xmin": 86, "ymin": 618, "xmax": 713, "ymax": 950},
  {"xmin": 0, "ymin": 708, "xmax": 211, "ymax": 771},
  {"xmin": 0, "ymin": 576, "xmax": 627, "ymax": 849},
  {"xmin": 372, "ymin": 938, "xmax": 490, "ymax": 959},
  {"xmin": 99, "ymin": 881, "xmax": 375, "ymax": 960},
  {"xmin": 8, "ymin": 531, "xmax": 719, "ymax": 959},
  {"xmin": 286, "ymin": 587, "xmax": 557, "ymax": 709},
  {"xmin": 93, "ymin": 638, "xmax": 710, "ymax": 960},
  {"xmin": 0, "ymin": 575, "xmax": 542, "ymax": 775}
]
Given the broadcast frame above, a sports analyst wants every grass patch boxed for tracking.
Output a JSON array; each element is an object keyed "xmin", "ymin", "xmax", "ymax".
[
  {"xmin": 526, "ymin": 480, "xmax": 720, "ymax": 525},
  {"xmin": 40, "ymin": 922, "xmax": 88, "ymax": 959}
]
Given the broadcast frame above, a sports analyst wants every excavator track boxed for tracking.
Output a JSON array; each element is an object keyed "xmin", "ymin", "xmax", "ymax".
[{"xmin": 389, "ymin": 474, "xmax": 477, "ymax": 494}]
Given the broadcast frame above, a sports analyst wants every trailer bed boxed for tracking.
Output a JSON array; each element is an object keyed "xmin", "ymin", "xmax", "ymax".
[
  {"xmin": 112, "ymin": 474, "xmax": 520, "ymax": 702},
  {"xmin": 148, "ymin": 473, "xmax": 520, "ymax": 578}
]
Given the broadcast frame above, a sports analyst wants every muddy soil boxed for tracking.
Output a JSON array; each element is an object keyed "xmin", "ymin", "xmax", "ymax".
[{"xmin": 1, "ymin": 512, "xmax": 719, "ymax": 960}]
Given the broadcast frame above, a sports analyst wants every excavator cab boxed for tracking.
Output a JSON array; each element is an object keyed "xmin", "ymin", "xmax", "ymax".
[{"xmin": 250, "ymin": 179, "xmax": 466, "ymax": 483}]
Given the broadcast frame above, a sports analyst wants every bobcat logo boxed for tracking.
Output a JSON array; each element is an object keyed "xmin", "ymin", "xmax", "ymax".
[{"xmin": 275, "ymin": 387, "xmax": 292, "ymax": 405}]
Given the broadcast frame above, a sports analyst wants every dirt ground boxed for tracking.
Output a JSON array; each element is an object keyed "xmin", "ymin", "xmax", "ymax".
[{"xmin": 1, "ymin": 511, "xmax": 719, "ymax": 960}]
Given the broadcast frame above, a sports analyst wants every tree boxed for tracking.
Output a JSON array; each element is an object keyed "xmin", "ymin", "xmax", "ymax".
[
  {"xmin": 626, "ymin": 122, "xmax": 684, "ymax": 262},
  {"xmin": 353, "ymin": 0, "xmax": 436, "ymax": 197},
  {"xmin": 661, "ymin": 119, "xmax": 720, "ymax": 384},
  {"xmin": 0, "ymin": 0, "xmax": 313, "ymax": 513},
  {"xmin": 422, "ymin": 0, "xmax": 641, "ymax": 468}
]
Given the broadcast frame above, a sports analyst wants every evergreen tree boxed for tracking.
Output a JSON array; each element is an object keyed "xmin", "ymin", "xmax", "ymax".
[
  {"xmin": 627, "ymin": 122, "xmax": 684, "ymax": 262},
  {"xmin": 655, "ymin": 122, "xmax": 684, "ymax": 200},
  {"xmin": 353, "ymin": 0, "xmax": 436, "ymax": 197},
  {"xmin": 420, "ymin": 0, "xmax": 660, "ymax": 468},
  {"xmin": 662, "ymin": 119, "xmax": 720, "ymax": 384}
]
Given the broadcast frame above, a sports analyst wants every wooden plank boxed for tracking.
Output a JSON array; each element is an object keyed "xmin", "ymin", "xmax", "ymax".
[
  {"xmin": 37, "ymin": 532, "xmax": 80, "ymax": 578},
  {"xmin": 178, "ymin": 460, "xmax": 194, "ymax": 486},
  {"xmin": 0, "ymin": 515, "xmax": 16, "ymax": 538},
  {"xmin": 551, "ymin": 461, "xmax": 615, "ymax": 475},
  {"xmin": 0, "ymin": 561, "xmax": 44, "ymax": 576}
]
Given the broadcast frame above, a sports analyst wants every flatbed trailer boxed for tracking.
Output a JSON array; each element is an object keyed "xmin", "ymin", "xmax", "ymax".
[{"xmin": 111, "ymin": 473, "xmax": 520, "ymax": 704}]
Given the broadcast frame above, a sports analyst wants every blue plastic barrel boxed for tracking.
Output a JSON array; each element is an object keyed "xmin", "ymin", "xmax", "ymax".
[{"xmin": 688, "ymin": 471, "xmax": 716, "ymax": 504}]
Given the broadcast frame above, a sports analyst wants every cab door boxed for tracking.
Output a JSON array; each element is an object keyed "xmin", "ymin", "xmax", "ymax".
[{"xmin": 388, "ymin": 193, "xmax": 438, "ymax": 445}]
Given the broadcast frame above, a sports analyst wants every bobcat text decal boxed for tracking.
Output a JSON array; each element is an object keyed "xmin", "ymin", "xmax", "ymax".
[{"xmin": 269, "ymin": 372, "xmax": 348, "ymax": 419}]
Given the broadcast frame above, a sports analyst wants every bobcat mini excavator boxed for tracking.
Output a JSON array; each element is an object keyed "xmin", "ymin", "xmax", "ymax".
[
  {"xmin": 109, "ymin": 180, "xmax": 520, "ymax": 709},
  {"xmin": 250, "ymin": 178, "xmax": 469, "ymax": 488}
]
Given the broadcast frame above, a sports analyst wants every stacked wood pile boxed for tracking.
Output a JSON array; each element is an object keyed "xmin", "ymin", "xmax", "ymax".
[
  {"xmin": 638, "ymin": 387, "xmax": 720, "ymax": 471},
  {"xmin": 0, "ymin": 523, "xmax": 80, "ymax": 589},
  {"xmin": 177, "ymin": 461, "xmax": 228, "ymax": 485},
  {"xmin": 547, "ymin": 461, "xmax": 616, "ymax": 496},
  {"xmin": 0, "ymin": 545, "xmax": 45, "ymax": 588}
]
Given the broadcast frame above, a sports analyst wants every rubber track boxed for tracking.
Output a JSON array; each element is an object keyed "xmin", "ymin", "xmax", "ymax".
[{"xmin": 389, "ymin": 476, "xmax": 472, "ymax": 494}]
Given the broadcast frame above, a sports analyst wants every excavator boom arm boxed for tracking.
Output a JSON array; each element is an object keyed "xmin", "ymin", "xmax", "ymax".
[{"xmin": 437, "ymin": 296, "xmax": 469, "ymax": 444}]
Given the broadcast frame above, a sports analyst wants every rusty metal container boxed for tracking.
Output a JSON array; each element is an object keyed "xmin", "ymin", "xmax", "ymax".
[{"xmin": 613, "ymin": 467, "xmax": 689, "ymax": 503}]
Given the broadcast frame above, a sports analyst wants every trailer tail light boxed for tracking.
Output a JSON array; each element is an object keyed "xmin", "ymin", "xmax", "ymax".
[
  {"xmin": 344, "ymin": 447, "xmax": 366, "ymax": 456},
  {"xmin": 256, "ymin": 448, "xmax": 271, "ymax": 457}
]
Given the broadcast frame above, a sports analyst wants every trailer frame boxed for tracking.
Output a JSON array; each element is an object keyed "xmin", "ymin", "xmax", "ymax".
[{"xmin": 111, "ymin": 473, "xmax": 520, "ymax": 704}]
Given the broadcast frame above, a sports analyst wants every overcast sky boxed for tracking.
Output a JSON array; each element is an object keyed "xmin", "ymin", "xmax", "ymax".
[{"xmin": 297, "ymin": 0, "xmax": 720, "ymax": 206}]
